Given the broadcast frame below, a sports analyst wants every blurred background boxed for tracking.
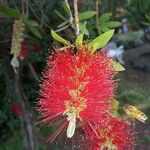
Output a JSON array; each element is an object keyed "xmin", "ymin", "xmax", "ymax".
[{"xmin": 0, "ymin": 0, "xmax": 150, "ymax": 149}]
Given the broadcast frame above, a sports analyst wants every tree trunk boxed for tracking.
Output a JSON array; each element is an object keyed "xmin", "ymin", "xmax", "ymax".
[{"xmin": 0, "ymin": 42, "xmax": 39, "ymax": 150}]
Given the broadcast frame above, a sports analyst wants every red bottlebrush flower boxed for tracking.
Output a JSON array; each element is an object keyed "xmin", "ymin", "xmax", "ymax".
[
  {"xmin": 106, "ymin": 119, "xmax": 135, "ymax": 150},
  {"xmin": 86, "ymin": 118, "xmax": 135, "ymax": 150},
  {"xmin": 10, "ymin": 102, "xmax": 23, "ymax": 117},
  {"xmin": 19, "ymin": 41, "xmax": 29, "ymax": 60},
  {"xmin": 37, "ymin": 47, "xmax": 116, "ymax": 141}
]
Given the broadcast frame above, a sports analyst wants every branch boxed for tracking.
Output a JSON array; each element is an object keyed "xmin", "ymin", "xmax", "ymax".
[
  {"xmin": 1, "ymin": 47, "xmax": 38, "ymax": 150},
  {"xmin": 21, "ymin": 0, "xmax": 25, "ymax": 15},
  {"xmin": 14, "ymin": 71, "xmax": 39, "ymax": 150},
  {"xmin": 27, "ymin": 62, "xmax": 39, "ymax": 81},
  {"xmin": 73, "ymin": 0, "xmax": 80, "ymax": 35},
  {"xmin": 0, "ymin": 39, "xmax": 9, "ymax": 44},
  {"xmin": 65, "ymin": 0, "xmax": 73, "ymax": 26},
  {"xmin": 21, "ymin": 0, "xmax": 29, "ymax": 17}
]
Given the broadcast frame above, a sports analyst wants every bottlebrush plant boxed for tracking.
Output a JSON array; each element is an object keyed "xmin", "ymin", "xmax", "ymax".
[{"xmin": 37, "ymin": 30, "xmax": 147, "ymax": 150}]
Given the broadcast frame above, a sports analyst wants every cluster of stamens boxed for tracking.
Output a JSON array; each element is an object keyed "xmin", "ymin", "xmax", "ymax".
[{"xmin": 64, "ymin": 65, "xmax": 87, "ymax": 138}]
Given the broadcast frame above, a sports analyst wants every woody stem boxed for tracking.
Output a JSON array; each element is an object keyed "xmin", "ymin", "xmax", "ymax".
[{"xmin": 73, "ymin": 0, "xmax": 80, "ymax": 35}]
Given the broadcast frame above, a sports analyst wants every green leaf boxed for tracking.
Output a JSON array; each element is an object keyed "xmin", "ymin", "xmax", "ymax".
[
  {"xmin": 127, "ymin": 0, "xmax": 131, "ymax": 5},
  {"xmin": 63, "ymin": 1, "xmax": 71, "ymax": 15},
  {"xmin": 111, "ymin": 99, "xmax": 120, "ymax": 117},
  {"xmin": 145, "ymin": 14, "xmax": 150, "ymax": 21},
  {"xmin": 112, "ymin": 99, "xmax": 119, "ymax": 110},
  {"xmin": 79, "ymin": 11, "xmax": 96, "ymax": 21},
  {"xmin": 54, "ymin": 24, "xmax": 70, "ymax": 32},
  {"xmin": 141, "ymin": 21, "xmax": 150, "ymax": 26},
  {"xmin": 24, "ymin": 18, "xmax": 39, "ymax": 27},
  {"xmin": 98, "ymin": 25, "xmax": 110, "ymax": 32},
  {"xmin": 105, "ymin": 21, "xmax": 122, "ymax": 28},
  {"xmin": 54, "ymin": 10, "xmax": 67, "ymax": 21},
  {"xmin": 88, "ymin": 30, "xmax": 114, "ymax": 53},
  {"xmin": 57, "ymin": 20, "xmax": 69, "ymax": 28},
  {"xmin": 51, "ymin": 30, "xmax": 69, "ymax": 45},
  {"xmin": 98, "ymin": 21, "xmax": 121, "ymax": 33},
  {"xmin": 25, "ymin": 18, "xmax": 42, "ymax": 38},
  {"xmin": 28, "ymin": 26, "xmax": 42, "ymax": 39},
  {"xmin": 112, "ymin": 60, "xmax": 125, "ymax": 71},
  {"xmin": 99, "ymin": 12, "xmax": 112, "ymax": 23},
  {"xmin": 97, "ymin": 26, "xmax": 102, "ymax": 34},
  {"xmin": 0, "ymin": 6, "xmax": 21, "ymax": 18},
  {"xmin": 79, "ymin": 22, "xmax": 89, "ymax": 35},
  {"xmin": 75, "ymin": 34, "xmax": 84, "ymax": 48}
]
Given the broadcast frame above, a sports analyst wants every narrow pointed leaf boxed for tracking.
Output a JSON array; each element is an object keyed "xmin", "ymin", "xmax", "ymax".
[
  {"xmin": 99, "ymin": 12, "xmax": 112, "ymax": 23},
  {"xmin": 0, "ymin": 6, "xmax": 21, "ymax": 18},
  {"xmin": 75, "ymin": 34, "xmax": 83, "ymax": 48},
  {"xmin": 145, "ymin": 14, "xmax": 150, "ymax": 21},
  {"xmin": 141, "ymin": 21, "xmax": 150, "ymax": 26},
  {"xmin": 54, "ymin": 10, "xmax": 67, "ymax": 21},
  {"xmin": 111, "ymin": 99, "xmax": 120, "ymax": 117},
  {"xmin": 29, "ymin": 26, "xmax": 42, "ymax": 39},
  {"xmin": 105, "ymin": 21, "xmax": 122, "ymax": 28},
  {"xmin": 54, "ymin": 24, "xmax": 70, "ymax": 32},
  {"xmin": 88, "ymin": 30, "xmax": 114, "ymax": 53},
  {"xmin": 51, "ymin": 30, "xmax": 69, "ymax": 45},
  {"xmin": 79, "ymin": 22, "xmax": 89, "ymax": 35},
  {"xmin": 24, "ymin": 18, "xmax": 39, "ymax": 27},
  {"xmin": 57, "ymin": 20, "xmax": 69, "ymax": 28},
  {"xmin": 63, "ymin": 1, "xmax": 71, "ymax": 15},
  {"xmin": 79, "ymin": 11, "xmax": 96, "ymax": 21},
  {"xmin": 112, "ymin": 60, "xmax": 125, "ymax": 71},
  {"xmin": 98, "ymin": 25, "xmax": 110, "ymax": 32}
]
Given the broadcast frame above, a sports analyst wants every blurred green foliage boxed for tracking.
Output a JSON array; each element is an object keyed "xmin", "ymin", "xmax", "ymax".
[
  {"xmin": 115, "ymin": 30, "xmax": 144, "ymax": 46},
  {"xmin": 0, "ymin": 132, "xmax": 46, "ymax": 150},
  {"xmin": 0, "ymin": 134, "xmax": 22, "ymax": 150},
  {"xmin": 117, "ymin": 73, "xmax": 150, "ymax": 106},
  {"xmin": 0, "ymin": 74, "xmax": 20, "ymax": 142}
]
